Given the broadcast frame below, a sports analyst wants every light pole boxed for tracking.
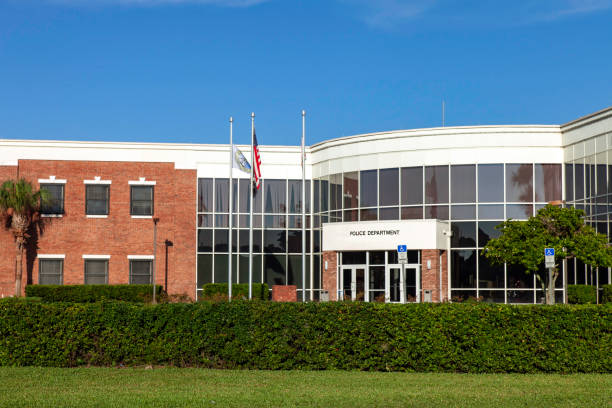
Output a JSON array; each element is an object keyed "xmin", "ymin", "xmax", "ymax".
[{"xmin": 153, "ymin": 217, "xmax": 160, "ymax": 304}]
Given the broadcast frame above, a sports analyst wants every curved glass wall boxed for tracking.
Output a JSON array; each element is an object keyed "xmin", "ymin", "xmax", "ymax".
[{"xmin": 313, "ymin": 163, "xmax": 563, "ymax": 304}]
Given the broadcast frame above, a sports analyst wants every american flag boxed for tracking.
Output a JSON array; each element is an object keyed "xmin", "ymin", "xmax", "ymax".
[{"xmin": 253, "ymin": 129, "xmax": 262, "ymax": 190}]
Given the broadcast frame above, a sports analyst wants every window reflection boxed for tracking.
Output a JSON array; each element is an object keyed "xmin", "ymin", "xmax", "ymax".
[
  {"xmin": 451, "ymin": 250, "xmax": 476, "ymax": 288},
  {"xmin": 425, "ymin": 165, "xmax": 449, "ymax": 204},
  {"xmin": 343, "ymin": 172, "xmax": 359, "ymax": 209},
  {"xmin": 215, "ymin": 179, "xmax": 229, "ymax": 213},
  {"xmin": 330, "ymin": 174, "xmax": 342, "ymax": 211},
  {"xmin": 478, "ymin": 164, "xmax": 503, "ymax": 202},
  {"xmin": 451, "ymin": 165, "xmax": 475, "ymax": 203},
  {"xmin": 379, "ymin": 168, "xmax": 399, "ymax": 206},
  {"xmin": 264, "ymin": 179, "xmax": 286, "ymax": 213},
  {"xmin": 506, "ymin": 164, "xmax": 533, "ymax": 202},
  {"xmin": 401, "ymin": 167, "xmax": 423, "ymax": 205},
  {"xmin": 198, "ymin": 178, "xmax": 213, "ymax": 212},
  {"xmin": 360, "ymin": 170, "xmax": 378, "ymax": 207},
  {"xmin": 534, "ymin": 164, "xmax": 561, "ymax": 202}
]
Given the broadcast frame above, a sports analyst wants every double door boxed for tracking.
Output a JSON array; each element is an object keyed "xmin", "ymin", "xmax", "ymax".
[{"xmin": 340, "ymin": 265, "xmax": 420, "ymax": 303}]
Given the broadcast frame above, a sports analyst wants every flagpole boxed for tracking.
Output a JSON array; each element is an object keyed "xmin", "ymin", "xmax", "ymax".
[
  {"xmin": 249, "ymin": 112, "xmax": 255, "ymax": 300},
  {"xmin": 228, "ymin": 116, "xmax": 233, "ymax": 301},
  {"xmin": 301, "ymin": 110, "xmax": 306, "ymax": 302}
]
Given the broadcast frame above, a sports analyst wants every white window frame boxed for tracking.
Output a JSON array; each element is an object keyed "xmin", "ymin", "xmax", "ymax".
[
  {"xmin": 129, "ymin": 178, "xmax": 156, "ymax": 218},
  {"xmin": 37, "ymin": 256, "xmax": 65, "ymax": 285},
  {"xmin": 84, "ymin": 177, "xmax": 112, "ymax": 218}
]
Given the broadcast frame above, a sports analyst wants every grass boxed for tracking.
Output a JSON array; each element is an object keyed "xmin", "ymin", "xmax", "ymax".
[{"xmin": 0, "ymin": 368, "xmax": 610, "ymax": 408}]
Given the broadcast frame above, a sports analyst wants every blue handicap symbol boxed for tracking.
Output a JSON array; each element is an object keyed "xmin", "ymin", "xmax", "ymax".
[
  {"xmin": 397, "ymin": 245, "xmax": 407, "ymax": 253},
  {"xmin": 545, "ymin": 248, "xmax": 555, "ymax": 256}
]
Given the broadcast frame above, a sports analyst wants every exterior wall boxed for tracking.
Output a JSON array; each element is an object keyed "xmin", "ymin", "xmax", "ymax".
[
  {"xmin": 0, "ymin": 165, "xmax": 18, "ymax": 297},
  {"xmin": 0, "ymin": 160, "xmax": 196, "ymax": 298},
  {"xmin": 421, "ymin": 249, "xmax": 449, "ymax": 303},
  {"xmin": 322, "ymin": 251, "xmax": 338, "ymax": 301},
  {"xmin": 271, "ymin": 285, "xmax": 297, "ymax": 302}
]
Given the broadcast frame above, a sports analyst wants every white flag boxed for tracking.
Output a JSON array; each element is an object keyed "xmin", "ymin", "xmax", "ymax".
[{"xmin": 232, "ymin": 145, "xmax": 251, "ymax": 174}]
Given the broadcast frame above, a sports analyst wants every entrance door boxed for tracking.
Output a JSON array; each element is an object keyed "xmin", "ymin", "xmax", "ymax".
[
  {"xmin": 389, "ymin": 267, "xmax": 402, "ymax": 302},
  {"xmin": 405, "ymin": 267, "xmax": 418, "ymax": 302},
  {"xmin": 341, "ymin": 266, "xmax": 366, "ymax": 301}
]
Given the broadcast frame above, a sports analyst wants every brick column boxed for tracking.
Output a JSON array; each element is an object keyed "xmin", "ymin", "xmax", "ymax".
[
  {"xmin": 421, "ymin": 249, "xmax": 449, "ymax": 303},
  {"xmin": 322, "ymin": 251, "xmax": 338, "ymax": 301}
]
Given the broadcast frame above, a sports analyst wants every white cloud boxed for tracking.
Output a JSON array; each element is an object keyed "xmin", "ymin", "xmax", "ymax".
[{"xmin": 339, "ymin": 0, "xmax": 436, "ymax": 28}]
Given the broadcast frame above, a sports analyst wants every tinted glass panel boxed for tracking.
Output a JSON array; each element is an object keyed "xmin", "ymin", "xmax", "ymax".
[
  {"xmin": 264, "ymin": 254, "xmax": 286, "ymax": 286},
  {"xmin": 507, "ymin": 264, "xmax": 534, "ymax": 289},
  {"xmin": 565, "ymin": 164, "xmax": 574, "ymax": 202},
  {"xmin": 478, "ymin": 204, "xmax": 504, "ymax": 219},
  {"xmin": 343, "ymin": 172, "xmax": 359, "ymax": 209},
  {"xmin": 478, "ymin": 254, "xmax": 504, "ymax": 288},
  {"xmin": 320, "ymin": 179, "xmax": 329, "ymax": 212},
  {"xmin": 198, "ymin": 178, "xmax": 213, "ymax": 212},
  {"xmin": 287, "ymin": 230, "xmax": 303, "ymax": 253},
  {"xmin": 215, "ymin": 179, "xmax": 229, "ymax": 213},
  {"xmin": 40, "ymin": 184, "xmax": 64, "ymax": 214},
  {"xmin": 215, "ymin": 229, "xmax": 229, "ymax": 252},
  {"xmin": 197, "ymin": 254, "xmax": 212, "ymax": 287},
  {"xmin": 329, "ymin": 174, "xmax": 342, "ymax": 211},
  {"xmin": 534, "ymin": 164, "xmax": 562, "ymax": 202},
  {"xmin": 478, "ymin": 221, "xmax": 502, "ymax": 247},
  {"xmin": 379, "ymin": 207, "xmax": 399, "ymax": 220},
  {"xmin": 360, "ymin": 170, "xmax": 378, "ymax": 207},
  {"xmin": 425, "ymin": 205, "xmax": 449, "ymax": 220},
  {"xmin": 575, "ymin": 163, "xmax": 584, "ymax": 200},
  {"xmin": 425, "ymin": 165, "xmax": 449, "ymax": 204},
  {"xmin": 596, "ymin": 164, "xmax": 607, "ymax": 197},
  {"xmin": 401, "ymin": 206, "xmax": 423, "ymax": 220},
  {"xmin": 341, "ymin": 252, "xmax": 366, "ymax": 265},
  {"xmin": 451, "ymin": 250, "xmax": 476, "ymax": 288},
  {"xmin": 264, "ymin": 179, "xmax": 286, "ymax": 213},
  {"xmin": 264, "ymin": 230, "xmax": 286, "ymax": 253},
  {"xmin": 197, "ymin": 229, "xmax": 213, "ymax": 252},
  {"xmin": 344, "ymin": 209, "xmax": 358, "ymax": 221},
  {"xmin": 451, "ymin": 205, "xmax": 475, "ymax": 220},
  {"xmin": 379, "ymin": 168, "xmax": 399, "ymax": 206},
  {"xmin": 451, "ymin": 222, "xmax": 476, "ymax": 248},
  {"xmin": 288, "ymin": 255, "xmax": 310, "ymax": 288},
  {"xmin": 451, "ymin": 165, "xmax": 476, "ymax": 203},
  {"xmin": 213, "ymin": 254, "xmax": 228, "ymax": 283},
  {"xmin": 506, "ymin": 204, "xmax": 533, "ymax": 219},
  {"xmin": 401, "ymin": 167, "xmax": 423, "ymax": 205},
  {"xmin": 478, "ymin": 164, "xmax": 503, "ymax": 202},
  {"xmin": 313, "ymin": 180, "xmax": 320, "ymax": 213},
  {"xmin": 360, "ymin": 208, "xmax": 377, "ymax": 221},
  {"xmin": 506, "ymin": 164, "xmax": 533, "ymax": 202},
  {"xmin": 288, "ymin": 180, "xmax": 303, "ymax": 214},
  {"xmin": 238, "ymin": 179, "xmax": 251, "ymax": 212},
  {"xmin": 369, "ymin": 251, "xmax": 385, "ymax": 265}
]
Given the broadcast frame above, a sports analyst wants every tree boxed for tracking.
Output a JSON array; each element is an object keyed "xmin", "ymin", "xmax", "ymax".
[
  {"xmin": 0, "ymin": 179, "xmax": 49, "ymax": 297},
  {"xmin": 483, "ymin": 205, "xmax": 612, "ymax": 304}
]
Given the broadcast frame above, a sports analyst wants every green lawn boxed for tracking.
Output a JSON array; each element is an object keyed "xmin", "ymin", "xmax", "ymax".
[{"xmin": 0, "ymin": 368, "xmax": 610, "ymax": 408}]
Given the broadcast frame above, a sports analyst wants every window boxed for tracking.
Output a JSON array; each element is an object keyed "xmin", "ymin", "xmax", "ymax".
[
  {"xmin": 130, "ymin": 186, "xmax": 154, "ymax": 216},
  {"xmin": 86, "ymin": 185, "xmax": 109, "ymax": 215},
  {"xmin": 39, "ymin": 259, "xmax": 63, "ymax": 284},
  {"xmin": 129, "ymin": 260, "xmax": 152, "ymax": 284},
  {"xmin": 84, "ymin": 259, "xmax": 108, "ymax": 284},
  {"xmin": 40, "ymin": 184, "xmax": 64, "ymax": 215}
]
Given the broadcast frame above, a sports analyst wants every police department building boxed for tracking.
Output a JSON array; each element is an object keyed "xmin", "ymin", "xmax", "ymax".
[{"xmin": 1, "ymin": 107, "xmax": 611, "ymax": 303}]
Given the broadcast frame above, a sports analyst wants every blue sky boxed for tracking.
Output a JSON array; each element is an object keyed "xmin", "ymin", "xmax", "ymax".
[{"xmin": 1, "ymin": 0, "xmax": 611, "ymax": 146}]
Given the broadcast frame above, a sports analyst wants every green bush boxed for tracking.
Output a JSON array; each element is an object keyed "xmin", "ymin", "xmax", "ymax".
[
  {"xmin": 25, "ymin": 284, "xmax": 163, "ymax": 303},
  {"xmin": 602, "ymin": 284, "xmax": 612, "ymax": 304},
  {"xmin": 201, "ymin": 283, "xmax": 269, "ymax": 300},
  {"xmin": 567, "ymin": 285, "xmax": 597, "ymax": 304},
  {"xmin": 0, "ymin": 301, "xmax": 610, "ymax": 372}
]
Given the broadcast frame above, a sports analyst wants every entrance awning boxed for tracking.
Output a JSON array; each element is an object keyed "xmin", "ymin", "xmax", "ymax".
[{"xmin": 322, "ymin": 219, "xmax": 450, "ymax": 251}]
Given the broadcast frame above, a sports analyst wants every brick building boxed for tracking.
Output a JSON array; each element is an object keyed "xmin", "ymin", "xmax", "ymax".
[{"xmin": 1, "ymin": 106, "xmax": 612, "ymax": 302}]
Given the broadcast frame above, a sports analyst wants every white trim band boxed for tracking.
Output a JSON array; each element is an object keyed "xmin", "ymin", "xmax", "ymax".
[
  {"xmin": 84, "ymin": 176, "xmax": 112, "ymax": 185},
  {"xmin": 127, "ymin": 255, "xmax": 154, "ymax": 260},
  {"xmin": 86, "ymin": 215, "xmax": 108, "ymax": 219},
  {"xmin": 131, "ymin": 215, "xmax": 153, "ymax": 219},
  {"xmin": 128, "ymin": 177, "xmax": 156, "ymax": 186},
  {"xmin": 41, "ymin": 214, "xmax": 63, "ymax": 218},
  {"xmin": 37, "ymin": 254, "xmax": 65, "ymax": 259},
  {"xmin": 38, "ymin": 176, "xmax": 66, "ymax": 184},
  {"xmin": 82, "ymin": 255, "xmax": 111, "ymax": 259}
]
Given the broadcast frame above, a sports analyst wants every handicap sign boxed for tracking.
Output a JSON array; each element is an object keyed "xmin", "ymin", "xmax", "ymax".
[
  {"xmin": 545, "ymin": 248, "xmax": 555, "ymax": 268},
  {"xmin": 397, "ymin": 245, "xmax": 407, "ymax": 253},
  {"xmin": 545, "ymin": 248, "xmax": 555, "ymax": 256}
]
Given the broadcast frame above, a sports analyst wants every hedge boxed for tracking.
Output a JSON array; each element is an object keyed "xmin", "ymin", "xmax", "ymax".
[
  {"xmin": 603, "ymin": 284, "xmax": 612, "ymax": 304},
  {"xmin": 567, "ymin": 285, "xmax": 597, "ymax": 304},
  {"xmin": 201, "ymin": 283, "xmax": 269, "ymax": 300},
  {"xmin": 0, "ymin": 301, "xmax": 610, "ymax": 372},
  {"xmin": 25, "ymin": 284, "xmax": 163, "ymax": 303}
]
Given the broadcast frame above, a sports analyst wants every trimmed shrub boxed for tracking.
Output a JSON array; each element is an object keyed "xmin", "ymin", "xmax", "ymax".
[
  {"xmin": 201, "ymin": 283, "xmax": 269, "ymax": 300},
  {"xmin": 567, "ymin": 285, "xmax": 597, "ymax": 304},
  {"xmin": 25, "ymin": 284, "xmax": 163, "ymax": 303},
  {"xmin": 0, "ymin": 301, "xmax": 610, "ymax": 372},
  {"xmin": 602, "ymin": 284, "xmax": 612, "ymax": 304}
]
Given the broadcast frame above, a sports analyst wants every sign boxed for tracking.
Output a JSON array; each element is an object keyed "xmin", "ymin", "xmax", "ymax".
[
  {"xmin": 545, "ymin": 248, "xmax": 555, "ymax": 268},
  {"xmin": 398, "ymin": 245, "xmax": 407, "ymax": 263}
]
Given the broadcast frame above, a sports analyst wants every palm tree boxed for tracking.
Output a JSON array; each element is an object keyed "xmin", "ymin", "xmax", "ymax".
[{"xmin": 0, "ymin": 179, "xmax": 49, "ymax": 297}]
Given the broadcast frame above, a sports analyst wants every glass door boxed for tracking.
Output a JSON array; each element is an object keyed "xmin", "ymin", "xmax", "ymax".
[
  {"xmin": 388, "ymin": 266, "xmax": 402, "ymax": 302},
  {"xmin": 342, "ymin": 268, "xmax": 352, "ymax": 301},
  {"xmin": 405, "ymin": 267, "xmax": 418, "ymax": 302},
  {"xmin": 341, "ymin": 266, "xmax": 366, "ymax": 301},
  {"xmin": 355, "ymin": 268, "xmax": 365, "ymax": 301}
]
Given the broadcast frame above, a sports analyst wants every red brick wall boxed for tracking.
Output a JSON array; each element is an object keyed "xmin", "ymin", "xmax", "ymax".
[
  {"xmin": 421, "ymin": 249, "xmax": 449, "ymax": 302},
  {"xmin": 271, "ymin": 285, "xmax": 297, "ymax": 302},
  {"xmin": 0, "ymin": 165, "xmax": 18, "ymax": 297},
  {"xmin": 0, "ymin": 160, "xmax": 196, "ymax": 298},
  {"xmin": 322, "ymin": 251, "xmax": 338, "ymax": 301}
]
